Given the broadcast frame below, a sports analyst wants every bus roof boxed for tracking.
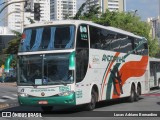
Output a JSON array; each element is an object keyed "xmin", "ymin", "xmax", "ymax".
[
  {"xmin": 24, "ymin": 20, "xmax": 144, "ymax": 40},
  {"xmin": 149, "ymin": 57, "xmax": 160, "ymax": 62}
]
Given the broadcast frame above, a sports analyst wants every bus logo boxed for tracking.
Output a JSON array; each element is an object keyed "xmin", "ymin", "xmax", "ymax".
[
  {"xmin": 41, "ymin": 92, "xmax": 45, "ymax": 96},
  {"xmin": 102, "ymin": 54, "xmax": 125, "ymax": 63},
  {"xmin": 92, "ymin": 55, "xmax": 100, "ymax": 64}
]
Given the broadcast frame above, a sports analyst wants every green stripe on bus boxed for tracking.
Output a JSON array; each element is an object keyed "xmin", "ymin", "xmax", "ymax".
[
  {"xmin": 106, "ymin": 52, "xmax": 132, "ymax": 99},
  {"xmin": 106, "ymin": 63, "xmax": 121, "ymax": 99},
  {"xmin": 18, "ymin": 93, "xmax": 76, "ymax": 106}
]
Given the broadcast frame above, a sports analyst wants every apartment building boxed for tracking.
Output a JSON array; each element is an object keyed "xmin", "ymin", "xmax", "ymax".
[
  {"xmin": 50, "ymin": 0, "xmax": 76, "ymax": 20},
  {"xmin": 86, "ymin": 0, "xmax": 125, "ymax": 13},
  {"xmin": 0, "ymin": 0, "xmax": 50, "ymax": 32}
]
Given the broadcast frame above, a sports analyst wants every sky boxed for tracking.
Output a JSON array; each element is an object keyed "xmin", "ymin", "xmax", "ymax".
[
  {"xmin": 77, "ymin": 0, "xmax": 159, "ymax": 21},
  {"xmin": 126, "ymin": 0, "xmax": 159, "ymax": 21}
]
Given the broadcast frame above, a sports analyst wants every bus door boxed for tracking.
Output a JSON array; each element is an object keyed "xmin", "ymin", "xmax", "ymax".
[
  {"xmin": 152, "ymin": 62, "xmax": 157, "ymax": 86},
  {"xmin": 75, "ymin": 24, "xmax": 89, "ymax": 104}
]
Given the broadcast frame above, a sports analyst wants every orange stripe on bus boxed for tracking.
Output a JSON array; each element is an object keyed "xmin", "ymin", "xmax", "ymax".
[{"xmin": 112, "ymin": 56, "xmax": 149, "ymax": 99}]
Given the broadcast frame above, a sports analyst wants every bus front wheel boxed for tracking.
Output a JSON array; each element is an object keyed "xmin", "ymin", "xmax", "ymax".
[
  {"xmin": 85, "ymin": 90, "xmax": 97, "ymax": 111},
  {"xmin": 41, "ymin": 106, "xmax": 53, "ymax": 112}
]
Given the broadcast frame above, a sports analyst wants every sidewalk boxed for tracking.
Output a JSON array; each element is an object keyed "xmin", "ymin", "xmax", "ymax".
[
  {"xmin": 0, "ymin": 103, "xmax": 9, "ymax": 110},
  {"xmin": 0, "ymin": 82, "xmax": 17, "ymax": 87}
]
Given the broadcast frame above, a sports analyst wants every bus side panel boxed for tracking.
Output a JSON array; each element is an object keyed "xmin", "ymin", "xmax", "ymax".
[{"xmin": 75, "ymin": 49, "xmax": 149, "ymax": 105}]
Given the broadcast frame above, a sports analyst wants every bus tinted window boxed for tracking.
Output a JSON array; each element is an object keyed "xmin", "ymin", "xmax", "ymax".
[
  {"xmin": 89, "ymin": 25, "xmax": 149, "ymax": 55},
  {"xmin": 76, "ymin": 24, "xmax": 89, "ymax": 83},
  {"xmin": 90, "ymin": 26, "xmax": 134, "ymax": 53},
  {"xmin": 19, "ymin": 25, "xmax": 75, "ymax": 52},
  {"xmin": 90, "ymin": 26, "xmax": 101, "ymax": 49},
  {"xmin": 119, "ymin": 36, "xmax": 133, "ymax": 53},
  {"xmin": 134, "ymin": 39, "xmax": 148, "ymax": 55}
]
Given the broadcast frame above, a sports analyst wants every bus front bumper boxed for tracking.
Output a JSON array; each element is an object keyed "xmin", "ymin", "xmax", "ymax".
[{"xmin": 18, "ymin": 93, "xmax": 76, "ymax": 106}]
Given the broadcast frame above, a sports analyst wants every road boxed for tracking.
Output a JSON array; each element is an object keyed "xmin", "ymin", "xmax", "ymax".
[{"xmin": 0, "ymin": 84, "xmax": 160, "ymax": 120}]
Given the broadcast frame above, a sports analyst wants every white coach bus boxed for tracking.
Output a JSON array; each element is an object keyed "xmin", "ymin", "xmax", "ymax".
[
  {"xmin": 17, "ymin": 20, "xmax": 149, "ymax": 111},
  {"xmin": 149, "ymin": 57, "xmax": 160, "ymax": 89}
]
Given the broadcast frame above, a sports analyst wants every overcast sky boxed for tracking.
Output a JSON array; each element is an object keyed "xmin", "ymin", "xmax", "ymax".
[{"xmin": 77, "ymin": 0, "xmax": 159, "ymax": 21}]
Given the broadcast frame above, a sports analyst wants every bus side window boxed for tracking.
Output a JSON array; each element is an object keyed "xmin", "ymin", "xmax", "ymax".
[
  {"xmin": 143, "ymin": 42, "xmax": 148, "ymax": 55},
  {"xmin": 134, "ymin": 39, "xmax": 140, "ymax": 55},
  {"xmin": 89, "ymin": 26, "xmax": 101, "ymax": 49}
]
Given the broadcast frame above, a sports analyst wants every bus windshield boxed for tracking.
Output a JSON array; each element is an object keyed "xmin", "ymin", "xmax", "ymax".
[
  {"xmin": 19, "ymin": 25, "xmax": 75, "ymax": 52},
  {"xmin": 17, "ymin": 53, "xmax": 74, "ymax": 86}
]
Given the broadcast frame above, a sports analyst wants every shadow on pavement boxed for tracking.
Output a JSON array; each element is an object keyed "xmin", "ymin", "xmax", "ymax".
[
  {"xmin": 0, "ymin": 97, "xmax": 144, "ymax": 117},
  {"xmin": 157, "ymin": 102, "xmax": 160, "ymax": 106}
]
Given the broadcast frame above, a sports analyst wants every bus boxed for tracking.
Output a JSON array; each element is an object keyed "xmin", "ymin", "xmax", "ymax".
[
  {"xmin": 149, "ymin": 57, "xmax": 160, "ymax": 89},
  {"xmin": 17, "ymin": 20, "xmax": 149, "ymax": 111}
]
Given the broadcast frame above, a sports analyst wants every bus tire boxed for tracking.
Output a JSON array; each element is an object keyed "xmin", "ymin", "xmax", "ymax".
[
  {"xmin": 41, "ymin": 106, "xmax": 53, "ymax": 112},
  {"xmin": 135, "ymin": 86, "xmax": 141, "ymax": 101},
  {"xmin": 128, "ymin": 85, "xmax": 136, "ymax": 102},
  {"xmin": 85, "ymin": 90, "xmax": 97, "ymax": 111},
  {"xmin": 158, "ymin": 79, "xmax": 160, "ymax": 89}
]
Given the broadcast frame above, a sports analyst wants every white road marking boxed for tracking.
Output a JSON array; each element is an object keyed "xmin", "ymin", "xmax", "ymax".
[
  {"xmin": 0, "ymin": 99, "xmax": 6, "ymax": 102},
  {"xmin": 149, "ymin": 90, "xmax": 160, "ymax": 93},
  {"xmin": 2, "ymin": 96, "xmax": 16, "ymax": 100}
]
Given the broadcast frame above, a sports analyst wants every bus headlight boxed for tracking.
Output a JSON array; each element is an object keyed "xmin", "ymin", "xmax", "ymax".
[
  {"xmin": 18, "ymin": 93, "xmax": 28, "ymax": 97},
  {"xmin": 58, "ymin": 91, "xmax": 74, "ymax": 96}
]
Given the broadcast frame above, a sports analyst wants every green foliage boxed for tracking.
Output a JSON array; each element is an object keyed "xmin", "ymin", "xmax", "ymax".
[
  {"xmin": 27, "ymin": 17, "xmax": 35, "ymax": 24},
  {"xmin": 3, "ymin": 30, "xmax": 21, "ymax": 54},
  {"xmin": 81, "ymin": 4, "xmax": 101, "ymax": 20},
  {"xmin": 73, "ymin": 5, "xmax": 159, "ymax": 57},
  {"xmin": 148, "ymin": 38, "xmax": 159, "ymax": 57},
  {"xmin": 0, "ymin": 54, "xmax": 7, "ymax": 66},
  {"xmin": 95, "ymin": 10, "xmax": 151, "ymax": 39},
  {"xmin": 73, "ymin": 2, "xmax": 86, "ymax": 19}
]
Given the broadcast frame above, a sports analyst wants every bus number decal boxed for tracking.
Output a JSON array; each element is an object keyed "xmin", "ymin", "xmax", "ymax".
[
  {"xmin": 76, "ymin": 90, "xmax": 82, "ymax": 98},
  {"xmin": 80, "ymin": 26, "xmax": 88, "ymax": 41}
]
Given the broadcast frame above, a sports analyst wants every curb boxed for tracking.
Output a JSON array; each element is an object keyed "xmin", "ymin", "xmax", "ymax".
[
  {"xmin": 0, "ymin": 103, "xmax": 9, "ymax": 109},
  {"xmin": 0, "ymin": 82, "xmax": 17, "ymax": 87}
]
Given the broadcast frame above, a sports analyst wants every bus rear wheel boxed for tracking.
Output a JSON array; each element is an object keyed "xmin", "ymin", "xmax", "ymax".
[
  {"xmin": 128, "ymin": 85, "xmax": 136, "ymax": 102},
  {"xmin": 41, "ymin": 106, "xmax": 53, "ymax": 112},
  {"xmin": 158, "ymin": 79, "xmax": 160, "ymax": 89},
  {"xmin": 85, "ymin": 90, "xmax": 97, "ymax": 111},
  {"xmin": 135, "ymin": 86, "xmax": 141, "ymax": 101}
]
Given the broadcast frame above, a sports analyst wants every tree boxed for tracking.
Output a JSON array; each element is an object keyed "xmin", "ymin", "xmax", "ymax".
[
  {"xmin": 74, "ymin": 6, "xmax": 159, "ymax": 57},
  {"xmin": 27, "ymin": 17, "xmax": 35, "ymax": 24},
  {"xmin": 73, "ymin": 2, "xmax": 86, "ymax": 19},
  {"xmin": 81, "ymin": 4, "xmax": 101, "ymax": 21},
  {"xmin": 94, "ymin": 10, "xmax": 158, "ymax": 57},
  {"xmin": 3, "ymin": 30, "xmax": 21, "ymax": 54},
  {"xmin": 148, "ymin": 38, "xmax": 160, "ymax": 57}
]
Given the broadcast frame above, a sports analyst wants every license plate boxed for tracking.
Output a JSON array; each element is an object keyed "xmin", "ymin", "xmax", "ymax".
[{"xmin": 38, "ymin": 101, "xmax": 48, "ymax": 104}]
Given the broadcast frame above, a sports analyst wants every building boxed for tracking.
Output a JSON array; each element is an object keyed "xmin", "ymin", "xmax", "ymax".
[
  {"xmin": 148, "ymin": 17, "xmax": 160, "ymax": 40},
  {"xmin": 86, "ymin": 0, "xmax": 125, "ymax": 13},
  {"xmin": 0, "ymin": 0, "xmax": 50, "ymax": 32},
  {"xmin": 0, "ymin": 0, "xmax": 24, "ymax": 31},
  {"xmin": 0, "ymin": 27, "xmax": 15, "ymax": 53},
  {"xmin": 50, "ymin": 0, "xmax": 77, "ymax": 20},
  {"xmin": 147, "ymin": 17, "xmax": 160, "ymax": 45}
]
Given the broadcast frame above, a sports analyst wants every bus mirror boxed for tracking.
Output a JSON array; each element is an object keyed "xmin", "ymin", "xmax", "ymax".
[{"xmin": 69, "ymin": 52, "xmax": 75, "ymax": 70}]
